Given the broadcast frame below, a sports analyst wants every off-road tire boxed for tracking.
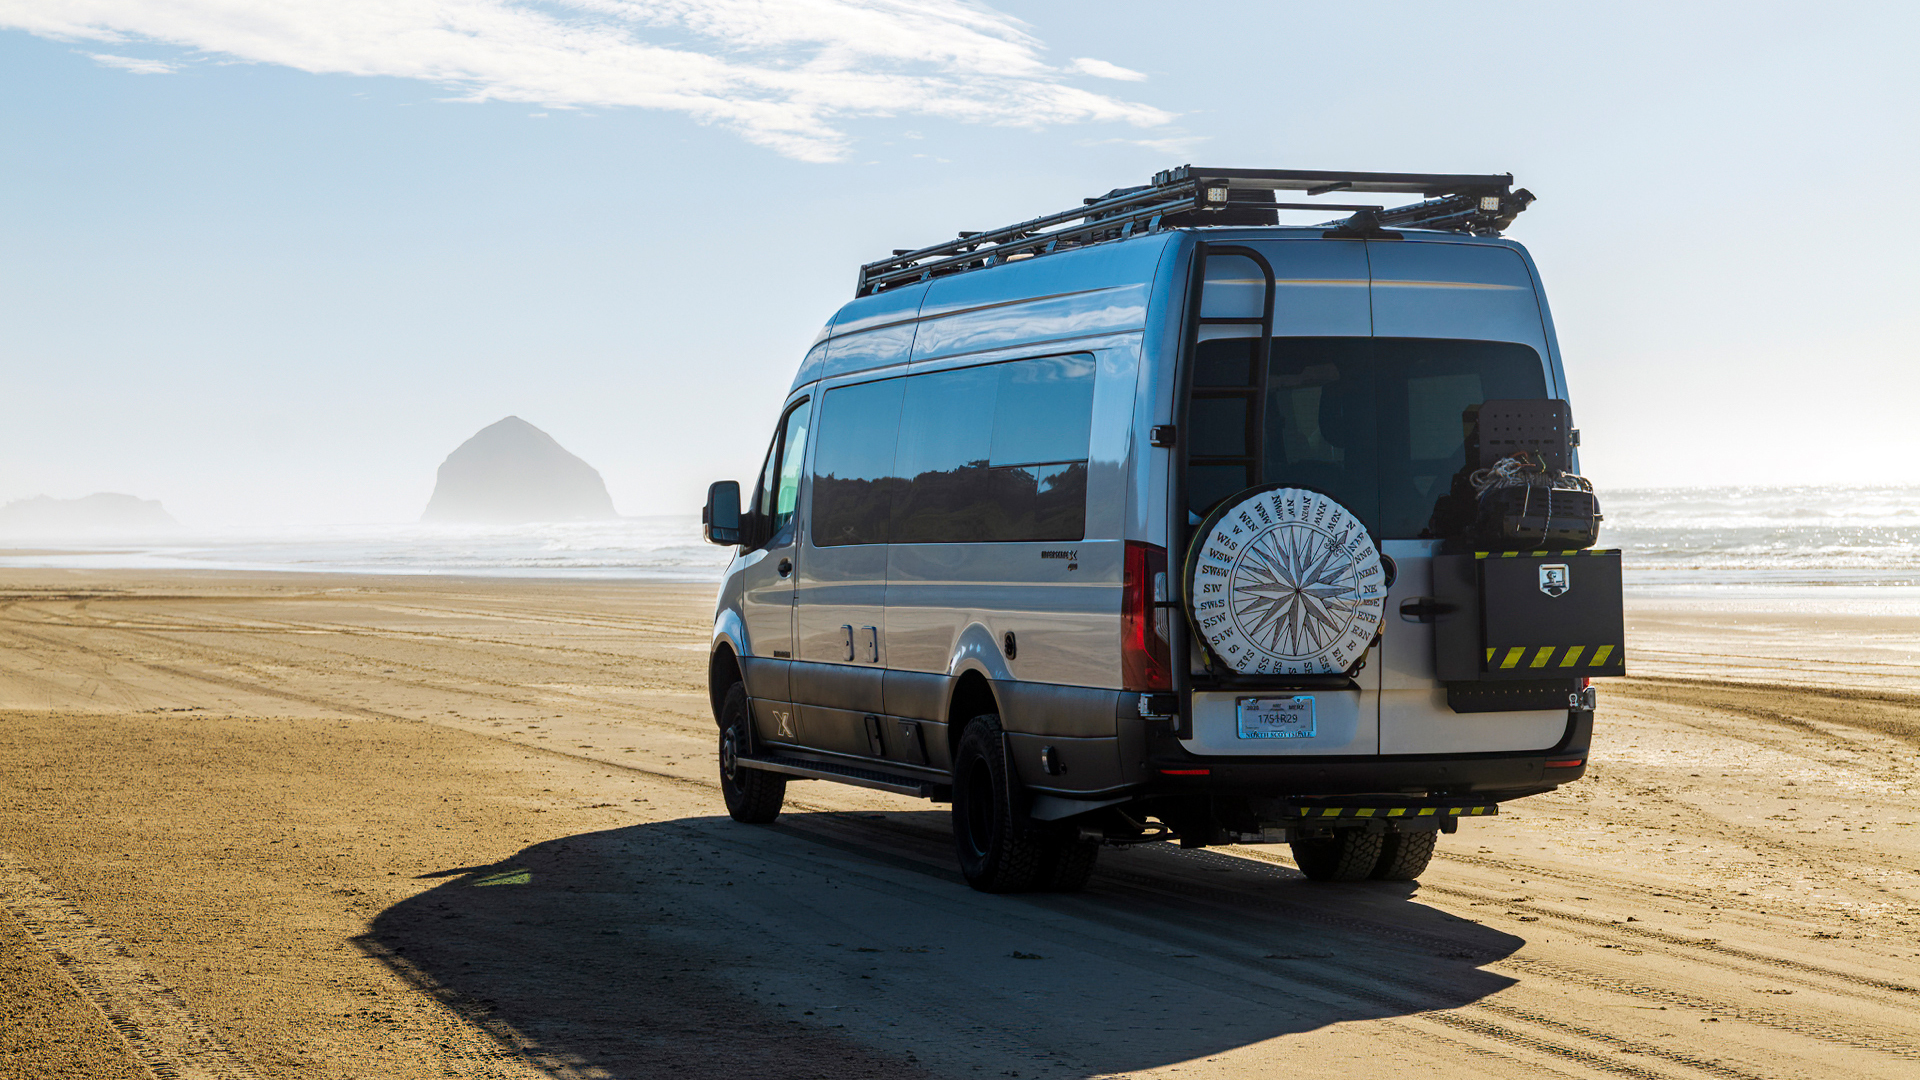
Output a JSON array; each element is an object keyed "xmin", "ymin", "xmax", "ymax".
[
  {"xmin": 1371, "ymin": 830, "xmax": 1437, "ymax": 881},
  {"xmin": 951, "ymin": 714, "xmax": 1049, "ymax": 893},
  {"xmin": 1289, "ymin": 830, "xmax": 1385, "ymax": 882},
  {"xmin": 718, "ymin": 683, "xmax": 785, "ymax": 824},
  {"xmin": 1039, "ymin": 836, "xmax": 1100, "ymax": 892}
]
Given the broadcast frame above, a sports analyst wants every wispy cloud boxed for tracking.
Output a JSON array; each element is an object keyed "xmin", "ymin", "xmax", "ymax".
[
  {"xmin": 5, "ymin": 1, "xmax": 1173, "ymax": 161},
  {"xmin": 87, "ymin": 51, "xmax": 175, "ymax": 74},
  {"xmin": 1069, "ymin": 57, "xmax": 1145, "ymax": 82}
]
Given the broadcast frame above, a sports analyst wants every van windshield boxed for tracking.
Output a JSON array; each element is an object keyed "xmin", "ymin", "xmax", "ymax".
[{"xmin": 1186, "ymin": 336, "xmax": 1549, "ymax": 538}]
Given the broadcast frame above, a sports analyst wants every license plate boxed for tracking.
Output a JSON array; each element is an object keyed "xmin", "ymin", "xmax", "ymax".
[{"xmin": 1236, "ymin": 696, "xmax": 1316, "ymax": 739}]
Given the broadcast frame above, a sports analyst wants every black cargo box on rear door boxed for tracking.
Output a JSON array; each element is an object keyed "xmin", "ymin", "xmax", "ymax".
[{"xmin": 1433, "ymin": 549, "xmax": 1626, "ymax": 682}]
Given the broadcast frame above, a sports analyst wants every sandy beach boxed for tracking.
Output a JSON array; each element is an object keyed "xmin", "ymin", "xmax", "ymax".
[{"xmin": 2, "ymin": 568, "xmax": 1916, "ymax": 1079}]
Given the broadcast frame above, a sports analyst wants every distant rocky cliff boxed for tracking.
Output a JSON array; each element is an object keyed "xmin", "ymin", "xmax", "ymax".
[
  {"xmin": 0, "ymin": 493, "xmax": 178, "ymax": 535},
  {"xmin": 422, "ymin": 417, "xmax": 618, "ymax": 524}
]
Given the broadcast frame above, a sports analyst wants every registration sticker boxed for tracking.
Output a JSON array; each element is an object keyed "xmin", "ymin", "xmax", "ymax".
[{"xmin": 1236, "ymin": 696, "xmax": 1316, "ymax": 739}]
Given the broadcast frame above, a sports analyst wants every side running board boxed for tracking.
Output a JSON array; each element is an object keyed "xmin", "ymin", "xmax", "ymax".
[{"xmin": 735, "ymin": 753, "xmax": 951, "ymax": 801}]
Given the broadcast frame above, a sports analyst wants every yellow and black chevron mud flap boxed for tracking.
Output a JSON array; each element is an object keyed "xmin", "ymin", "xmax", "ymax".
[
  {"xmin": 1281, "ymin": 801, "xmax": 1499, "ymax": 829},
  {"xmin": 1434, "ymin": 549, "xmax": 1626, "ymax": 681}
]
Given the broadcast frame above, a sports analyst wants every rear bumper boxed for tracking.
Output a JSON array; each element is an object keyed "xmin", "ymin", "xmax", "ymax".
[{"xmin": 1141, "ymin": 709, "xmax": 1592, "ymax": 799}]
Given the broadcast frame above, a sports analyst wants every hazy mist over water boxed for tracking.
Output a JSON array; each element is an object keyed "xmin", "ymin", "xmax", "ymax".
[
  {"xmin": 1603, "ymin": 485, "xmax": 1920, "ymax": 592},
  {"xmin": 0, "ymin": 518, "xmax": 728, "ymax": 582},
  {"xmin": 5, "ymin": 487, "xmax": 1918, "ymax": 599}
]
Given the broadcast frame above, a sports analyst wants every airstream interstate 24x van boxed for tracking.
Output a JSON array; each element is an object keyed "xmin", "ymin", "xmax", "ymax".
[{"xmin": 701, "ymin": 167, "xmax": 1624, "ymax": 892}]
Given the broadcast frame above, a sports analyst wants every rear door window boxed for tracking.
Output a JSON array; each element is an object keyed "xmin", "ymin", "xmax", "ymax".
[{"xmin": 1186, "ymin": 337, "xmax": 1547, "ymax": 538}]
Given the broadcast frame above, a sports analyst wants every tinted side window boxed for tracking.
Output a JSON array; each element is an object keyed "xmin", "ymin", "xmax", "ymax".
[
  {"xmin": 771, "ymin": 400, "xmax": 811, "ymax": 538},
  {"xmin": 893, "ymin": 354, "xmax": 1095, "ymax": 544},
  {"xmin": 890, "ymin": 366, "xmax": 996, "ymax": 544},
  {"xmin": 811, "ymin": 379, "xmax": 905, "ymax": 547}
]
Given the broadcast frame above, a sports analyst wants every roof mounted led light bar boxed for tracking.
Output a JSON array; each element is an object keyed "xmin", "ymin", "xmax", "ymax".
[{"xmin": 856, "ymin": 166, "xmax": 1535, "ymax": 296}]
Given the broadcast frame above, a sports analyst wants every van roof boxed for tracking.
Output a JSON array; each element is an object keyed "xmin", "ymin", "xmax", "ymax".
[
  {"xmin": 792, "ymin": 226, "xmax": 1546, "ymax": 394},
  {"xmin": 856, "ymin": 166, "xmax": 1535, "ymax": 298}
]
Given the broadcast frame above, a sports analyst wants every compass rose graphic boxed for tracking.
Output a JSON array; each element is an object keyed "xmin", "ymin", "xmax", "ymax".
[
  {"xmin": 1186, "ymin": 488, "xmax": 1386, "ymax": 676},
  {"xmin": 1233, "ymin": 523, "xmax": 1365, "ymax": 657}
]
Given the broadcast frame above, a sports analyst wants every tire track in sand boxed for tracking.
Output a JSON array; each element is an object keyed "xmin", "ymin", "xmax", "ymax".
[{"xmin": 0, "ymin": 847, "xmax": 263, "ymax": 1080}]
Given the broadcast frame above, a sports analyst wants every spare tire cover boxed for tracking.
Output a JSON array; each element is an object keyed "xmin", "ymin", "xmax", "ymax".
[{"xmin": 1186, "ymin": 487, "xmax": 1388, "ymax": 676}]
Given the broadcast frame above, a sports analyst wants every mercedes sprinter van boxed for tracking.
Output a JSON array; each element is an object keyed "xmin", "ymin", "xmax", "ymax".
[{"xmin": 701, "ymin": 167, "xmax": 1622, "ymax": 892}]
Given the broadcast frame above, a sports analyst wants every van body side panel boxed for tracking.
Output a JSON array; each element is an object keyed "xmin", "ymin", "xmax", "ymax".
[
  {"xmin": 826, "ymin": 323, "xmax": 918, "ymax": 381},
  {"xmin": 882, "ymin": 668, "xmax": 953, "ymax": 770},
  {"xmin": 789, "ymin": 339, "xmax": 830, "ymax": 395},
  {"xmin": 793, "ymin": 365, "xmax": 908, "ymax": 757},
  {"xmin": 994, "ymin": 684, "xmax": 1129, "ymax": 795},
  {"xmin": 912, "ymin": 285, "xmax": 1150, "ymax": 361},
  {"xmin": 1131, "ymin": 238, "xmax": 1193, "ymax": 550},
  {"xmin": 823, "ymin": 283, "xmax": 928, "ymax": 380},
  {"xmin": 886, "ymin": 542, "xmax": 1120, "ymax": 685},
  {"xmin": 885, "ymin": 261, "xmax": 1155, "ymax": 720},
  {"xmin": 992, "ymin": 681, "xmax": 1125, "ymax": 738},
  {"xmin": 1084, "ymin": 341, "xmax": 1139, "ymax": 545},
  {"xmin": 1005, "ymin": 733, "xmax": 1127, "ymax": 794},
  {"xmin": 913, "ymin": 236, "xmax": 1171, "ymax": 356}
]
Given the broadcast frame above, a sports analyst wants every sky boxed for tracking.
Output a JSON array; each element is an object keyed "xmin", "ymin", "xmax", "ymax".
[{"xmin": 1, "ymin": 1, "xmax": 1916, "ymax": 526}]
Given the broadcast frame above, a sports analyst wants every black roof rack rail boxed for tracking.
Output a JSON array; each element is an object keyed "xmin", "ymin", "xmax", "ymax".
[{"xmin": 856, "ymin": 166, "xmax": 1535, "ymax": 296}]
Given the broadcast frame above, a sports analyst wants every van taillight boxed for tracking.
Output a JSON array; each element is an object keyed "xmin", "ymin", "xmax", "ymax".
[{"xmin": 1123, "ymin": 541, "xmax": 1172, "ymax": 692}]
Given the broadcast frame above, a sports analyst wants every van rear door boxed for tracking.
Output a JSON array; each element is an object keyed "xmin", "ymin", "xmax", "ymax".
[{"xmin": 1365, "ymin": 240, "xmax": 1568, "ymax": 753}]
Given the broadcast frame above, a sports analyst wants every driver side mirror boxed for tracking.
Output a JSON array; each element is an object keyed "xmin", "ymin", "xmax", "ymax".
[{"xmin": 702, "ymin": 480, "xmax": 742, "ymax": 546}]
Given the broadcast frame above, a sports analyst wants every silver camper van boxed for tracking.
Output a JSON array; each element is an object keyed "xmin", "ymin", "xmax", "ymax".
[{"xmin": 702, "ymin": 168, "xmax": 1623, "ymax": 892}]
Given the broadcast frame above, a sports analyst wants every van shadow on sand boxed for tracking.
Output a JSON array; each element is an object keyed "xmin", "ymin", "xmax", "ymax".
[{"xmin": 359, "ymin": 809, "xmax": 1523, "ymax": 1079}]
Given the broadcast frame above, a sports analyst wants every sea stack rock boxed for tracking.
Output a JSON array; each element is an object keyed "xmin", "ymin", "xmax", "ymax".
[
  {"xmin": 0, "ymin": 493, "xmax": 178, "ymax": 534},
  {"xmin": 422, "ymin": 417, "xmax": 618, "ymax": 524}
]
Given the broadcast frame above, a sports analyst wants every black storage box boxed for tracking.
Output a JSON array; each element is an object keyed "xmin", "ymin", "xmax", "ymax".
[
  {"xmin": 1433, "ymin": 549, "xmax": 1625, "ymax": 683},
  {"xmin": 1470, "ymin": 398, "xmax": 1574, "ymax": 473},
  {"xmin": 1474, "ymin": 483, "xmax": 1603, "ymax": 549}
]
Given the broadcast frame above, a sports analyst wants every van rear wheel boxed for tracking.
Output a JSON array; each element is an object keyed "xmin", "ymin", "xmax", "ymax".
[
  {"xmin": 718, "ymin": 683, "xmax": 785, "ymax": 824},
  {"xmin": 1039, "ymin": 835, "xmax": 1100, "ymax": 892},
  {"xmin": 951, "ymin": 714, "xmax": 1050, "ymax": 893},
  {"xmin": 1371, "ymin": 830, "xmax": 1437, "ymax": 881},
  {"xmin": 1289, "ymin": 830, "xmax": 1384, "ymax": 882}
]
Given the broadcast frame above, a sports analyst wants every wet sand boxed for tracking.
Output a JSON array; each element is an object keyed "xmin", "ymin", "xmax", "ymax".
[{"xmin": 1, "ymin": 569, "xmax": 1916, "ymax": 1079}]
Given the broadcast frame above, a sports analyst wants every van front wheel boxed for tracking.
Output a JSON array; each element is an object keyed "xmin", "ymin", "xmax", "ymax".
[
  {"xmin": 951, "ymin": 715, "xmax": 1049, "ymax": 893},
  {"xmin": 718, "ymin": 683, "xmax": 785, "ymax": 824}
]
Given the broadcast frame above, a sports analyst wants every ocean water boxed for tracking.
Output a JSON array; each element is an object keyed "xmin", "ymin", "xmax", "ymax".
[
  {"xmin": 1601, "ymin": 484, "xmax": 1920, "ymax": 594},
  {"xmin": 3, "ymin": 486, "xmax": 1917, "ymax": 597}
]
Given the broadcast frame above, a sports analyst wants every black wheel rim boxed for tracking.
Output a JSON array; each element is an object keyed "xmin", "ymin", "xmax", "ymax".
[{"xmin": 720, "ymin": 725, "xmax": 740, "ymax": 786}]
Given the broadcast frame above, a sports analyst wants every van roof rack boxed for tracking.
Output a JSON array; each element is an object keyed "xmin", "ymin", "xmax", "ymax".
[{"xmin": 856, "ymin": 166, "xmax": 1535, "ymax": 296}]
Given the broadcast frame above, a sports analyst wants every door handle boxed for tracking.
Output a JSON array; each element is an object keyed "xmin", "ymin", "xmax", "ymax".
[
  {"xmin": 1398, "ymin": 597, "xmax": 1457, "ymax": 624},
  {"xmin": 777, "ymin": 557, "xmax": 793, "ymax": 577}
]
